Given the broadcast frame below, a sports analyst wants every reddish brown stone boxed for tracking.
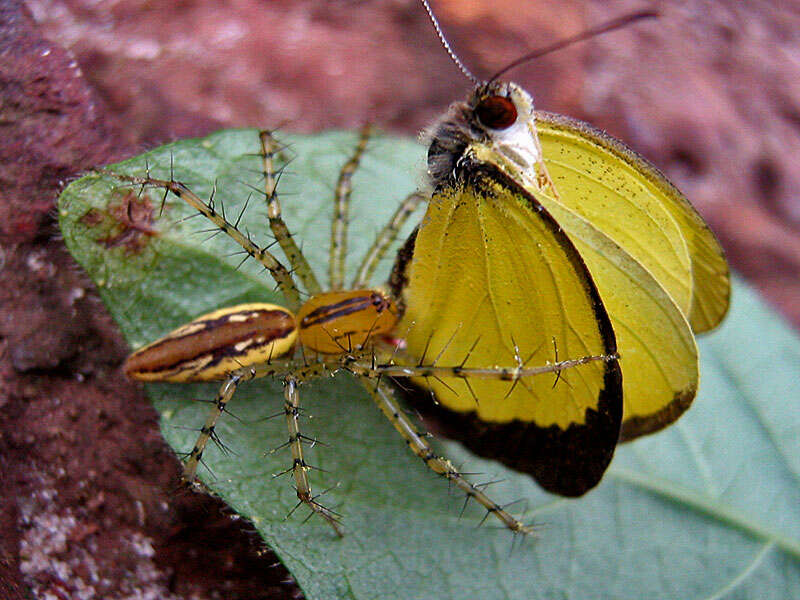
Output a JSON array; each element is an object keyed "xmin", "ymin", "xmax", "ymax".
[{"xmin": 2, "ymin": 1, "xmax": 798, "ymax": 598}]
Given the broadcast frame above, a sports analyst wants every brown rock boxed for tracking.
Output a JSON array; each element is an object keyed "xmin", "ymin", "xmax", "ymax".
[{"xmin": 2, "ymin": 1, "xmax": 798, "ymax": 598}]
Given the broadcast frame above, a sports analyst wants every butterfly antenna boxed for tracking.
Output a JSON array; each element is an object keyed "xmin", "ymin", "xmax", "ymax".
[
  {"xmin": 420, "ymin": 0, "xmax": 479, "ymax": 84},
  {"xmin": 488, "ymin": 9, "xmax": 658, "ymax": 82}
]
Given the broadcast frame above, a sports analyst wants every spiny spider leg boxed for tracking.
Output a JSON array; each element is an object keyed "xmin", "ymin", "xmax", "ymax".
[
  {"xmin": 352, "ymin": 191, "xmax": 425, "ymax": 289},
  {"xmin": 359, "ymin": 376, "xmax": 536, "ymax": 536},
  {"xmin": 239, "ymin": 349, "xmax": 613, "ymax": 390},
  {"xmin": 259, "ymin": 130, "xmax": 322, "ymax": 295},
  {"xmin": 106, "ymin": 171, "xmax": 303, "ymax": 309},
  {"xmin": 152, "ymin": 337, "xmax": 607, "ymax": 535},
  {"xmin": 330, "ymin": 125, "xmax": 371, "ymax": 290},
  {"xmin": 283, "ymin": 377, "xmax": 344, "ymax": 536},
  {"xmin": 183, "ymin": 367, "xmax": 257, "ymax": 483},
  {"xmin": 344, "ymin": 351, "xmax": 615, "ymax": 381}
]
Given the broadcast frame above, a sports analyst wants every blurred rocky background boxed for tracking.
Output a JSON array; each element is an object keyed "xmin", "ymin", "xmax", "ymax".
[{"xmin": 2, "ymin": 1, "xmax": 798, "ymax": 598}]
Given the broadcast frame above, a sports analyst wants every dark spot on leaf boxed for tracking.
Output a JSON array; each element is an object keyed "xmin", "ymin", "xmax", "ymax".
[
  {"xmin": 89, "ymin": 191, "xmax": 160, "ymax": 254},
  {"xmin": 80, "ymin": 209, "xmax": 104, "ymax": 227}
]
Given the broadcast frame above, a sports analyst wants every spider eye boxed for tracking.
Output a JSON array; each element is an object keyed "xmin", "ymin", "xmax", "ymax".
[{"xmin": 474, "ymin": 95, "xmax": 518, "ymax": 130}]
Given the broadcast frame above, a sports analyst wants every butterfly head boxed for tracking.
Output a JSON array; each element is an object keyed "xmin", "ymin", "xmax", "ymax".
[{"xmin": 426, "ymin": 81, "xmax": 542, "ymax": 190}]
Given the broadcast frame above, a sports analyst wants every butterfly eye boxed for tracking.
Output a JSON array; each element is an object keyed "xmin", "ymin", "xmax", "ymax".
[{"xmin": 475, "ymin": 95, "xmax": 518, "ymax": 130}]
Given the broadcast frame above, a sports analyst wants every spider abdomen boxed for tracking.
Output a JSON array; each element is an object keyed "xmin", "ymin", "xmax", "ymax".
[{"xmin": 123, "ymin": 303, "xmax": 298, "ymax": 383}]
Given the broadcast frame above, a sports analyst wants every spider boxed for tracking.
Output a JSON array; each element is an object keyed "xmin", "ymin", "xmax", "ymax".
[{"xmin": 110, "ymin": 128, "xmax": 610, "ymax": 537}]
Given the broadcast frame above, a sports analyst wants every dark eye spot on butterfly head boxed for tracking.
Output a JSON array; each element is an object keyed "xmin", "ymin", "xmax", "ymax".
[{"xmin": 475, "ymin": 95, "xmax": 518, "ymax": 130}]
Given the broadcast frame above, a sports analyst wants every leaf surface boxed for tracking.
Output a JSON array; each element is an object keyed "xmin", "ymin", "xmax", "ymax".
[{"xmin": 59, "ymin": 129, "xmax": 800, "ymax": 600}]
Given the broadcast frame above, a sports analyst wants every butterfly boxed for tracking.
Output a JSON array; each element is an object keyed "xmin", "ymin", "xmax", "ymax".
[{"xmin": 392, "ymin": 4, "xmax": 730, "ymax": 497}]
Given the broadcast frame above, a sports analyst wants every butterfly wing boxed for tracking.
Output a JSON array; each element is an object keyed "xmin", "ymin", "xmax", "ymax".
[
  {"xmin": 396, "ymin": 161, "xmax": 623, "ymax": 496},
  {"xmin": 537, "ymin": 202, "xmax": 700, "ymax": 441},
  {"xmin": 530, "ymin": 112, "xmax": 729, "ymax": 439},
  {"xmin": 536, "ymin": 112, "xmax": 730, "ymax": 333}
]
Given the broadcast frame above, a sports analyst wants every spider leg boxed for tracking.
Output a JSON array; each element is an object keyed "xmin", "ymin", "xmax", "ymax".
[
  {"xmin": 183, "ymin": 367, "xmax": 257, "ymax": 483},
  {"xmin": 330, "ymin": 125, "xmax": 371, "ymax": 290},
  {"xmin": 259, "ymin": 130, "xmax": 322, "ymax": 295},
  {"xmin": 103, "ymin": 170, "xmax": 303, "ymax": 309},
  {"xmin": 359, "ymin": 375, "xmax": 535, "ymax": 536},
  {"xmin": 351, "ymin": 191, "xmax": 425, "ymax": 289},
  {"xmin": 282, "ymin": 376, "xmax": 344, "ymax": 537}
]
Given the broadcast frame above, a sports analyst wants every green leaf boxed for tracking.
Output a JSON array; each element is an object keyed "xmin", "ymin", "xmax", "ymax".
[{"xmin": 59, "ymin": 129, "xmax": 800, "ymax": 599}]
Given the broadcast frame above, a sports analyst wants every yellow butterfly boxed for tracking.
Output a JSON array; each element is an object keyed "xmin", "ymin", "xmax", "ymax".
[{"xmin": 393, "ymin": 6, "xmax": 730, "ymax": 497}]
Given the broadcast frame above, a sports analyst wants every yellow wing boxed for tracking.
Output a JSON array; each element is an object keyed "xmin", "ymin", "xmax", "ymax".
[
  {"xmin": 540, "ymin": 201, "xmax": 699, "ymax": 440},
  {"xmin": 536, "ymin": 112, "xmax": 730, "ymax": 333},
  {"xmin": 396, "ymin": 161, "xmax": 623, "ymax": 496},
  {"xmin": 526, "ymin": 112, "xmax": 729, "ymax": 440}
]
